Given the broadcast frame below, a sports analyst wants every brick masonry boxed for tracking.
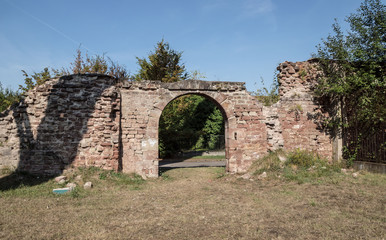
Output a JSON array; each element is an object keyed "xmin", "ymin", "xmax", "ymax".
[{"xmin": 0, "ymin": 60, "xmax": 336, "ymax": 178}]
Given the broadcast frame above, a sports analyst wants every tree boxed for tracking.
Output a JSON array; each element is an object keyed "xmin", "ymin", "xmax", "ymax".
[
  {"xmin": 19, "ymin": 67, "xmax": 60, "ymax": 93},
  {"xmin": 66, "ymin": 49, "xmax": 130, "ymax": 82},
  {"xmin": 135, "ymin": 39, "xmax": 188, "ymax": 82},
  {"xmin": 134, "ymin": 40, "xmax": 224, "ymax": 157},
  {"xmin": 0, "ymin": 49, "xmax": 130, "ymax": 113},
  {"xmin": 0, "ymin": 82, "xmax": 20, "ymax": 112},
  {"xmin": 314, "ymin": 0, "xmax": 385, "ymax": 129},
  {"xmin": 17, "ymin": 49, "xmax": 130, "ymax": 95},
  {"xmin": 313, "ymin": 0, "xmax": 385, "ymax": 163}
]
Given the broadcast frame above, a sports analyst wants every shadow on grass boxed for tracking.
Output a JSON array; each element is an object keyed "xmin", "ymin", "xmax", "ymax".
[{"xmin": 0, "ymin": 172, "xmax": 52, "ymax": 191}]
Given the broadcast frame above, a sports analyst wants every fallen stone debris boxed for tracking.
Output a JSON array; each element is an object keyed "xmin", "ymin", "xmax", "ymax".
[{"xmin": 84, "ymin": 182, "xmax": 93, "ymax": 189}]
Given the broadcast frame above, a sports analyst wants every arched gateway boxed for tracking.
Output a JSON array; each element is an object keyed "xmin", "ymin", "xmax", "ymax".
[{"xmin": 120, "ymin": 80, "xmax": 267, "ymax": 177}]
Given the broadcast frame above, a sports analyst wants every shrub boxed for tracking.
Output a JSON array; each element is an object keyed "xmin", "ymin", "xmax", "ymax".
[
  {"xmin": 0, "ymin": 83, "xmax": 20, "ymax": 112},
  {"xmin": 250, "ymin": 149, "xmax": 344, "ymax": 183},
  {"xmin": 250, "ymin": 149, "xmax": 285, "ymax": 175},
  {"xmin": 286, "ymin": 149, "xmax": 327, "ymax": 169}
]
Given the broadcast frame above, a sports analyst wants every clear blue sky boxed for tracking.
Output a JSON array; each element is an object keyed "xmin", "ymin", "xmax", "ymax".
[{"xmin": 0, "ymin": 0, "xmax": 364, "ymax": 92}]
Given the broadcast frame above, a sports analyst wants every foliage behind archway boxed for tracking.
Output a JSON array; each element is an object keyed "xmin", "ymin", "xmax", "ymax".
[{"xmin": 159, "ymin": 94, "xmax": 225, "ymax": 158}]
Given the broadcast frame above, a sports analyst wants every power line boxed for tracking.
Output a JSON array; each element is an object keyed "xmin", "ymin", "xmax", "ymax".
[{"xmin": 5, "ymin": 0, "xmax": 95, "ymax": 54}]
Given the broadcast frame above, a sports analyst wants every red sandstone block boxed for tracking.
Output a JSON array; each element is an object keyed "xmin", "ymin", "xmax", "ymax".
[{"xmin": 101, "ymin": 142, "xmax": 112, "ymax": 147}]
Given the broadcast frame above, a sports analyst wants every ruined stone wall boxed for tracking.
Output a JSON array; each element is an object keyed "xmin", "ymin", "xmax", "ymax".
[
  {"xmin": 226, "ymin": 89, "xmax": 267, "ymax": 173},
  {"xmin": 0, "ymin": 60, "xmax": 337, "ymax": 177},
  {"xmin": 267, "ymin": 60, "xmax": 334, "ymax": 159},
  {"xmin": 0, "ymin": 75, "xmax": 120, "ymax": 175}
]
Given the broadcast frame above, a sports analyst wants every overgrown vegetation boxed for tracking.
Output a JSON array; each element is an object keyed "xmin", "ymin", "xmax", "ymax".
[
  {"xmin": 19, "ymin": 67, "xmax": 61, "ymax": 93},
  {"xmin": 286, "ymin": 149, "xmax": 329, "ymax": 169},
  {"xmin": 253, "ymin": 76, "xmax": 279, "ymax": 106},
  {"xmin": 0, "ymin": 49, "xmax": 129, "ymax": 112},
  {"xmin": 313, "ymin": 0, "xmax": 385, "ymax": 162},
  {"xmin": 249, "ymin": 149, "xmax": 285, "ymax": 175},
  {"xmin": 0, "ymin": 82, "xmax": 20, "ymax": 112},
  {"xmin": 250, "ymin": 149, "xmax": 343, "ymax": 184},
  {"xmin": 64, "ymin": 49, "xmax": 130, "ymax": 82}
]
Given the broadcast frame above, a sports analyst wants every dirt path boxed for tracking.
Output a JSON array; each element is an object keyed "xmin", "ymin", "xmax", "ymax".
[{"xmin": 159, "ymin": 160, "xmax": 226, "ymax": 168}]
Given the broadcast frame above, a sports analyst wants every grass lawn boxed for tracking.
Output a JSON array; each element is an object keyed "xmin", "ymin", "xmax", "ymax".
[{"xmin": 0, "ymin": 166, "xmax": 385, "ymax": 239}]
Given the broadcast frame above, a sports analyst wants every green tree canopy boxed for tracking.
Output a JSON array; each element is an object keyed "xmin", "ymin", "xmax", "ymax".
[
  {"xmin": 0, "ymin": 82, "xmax": 20, "ymax": 112},
  {"xmin": 133, "ymin": 40, "xmax": 224, "ymax": 157},
  {"xmin": 159, "ymin": 95, "xmax": 224, "ymax": 158},
  {"xmin": 313, "ymin": 0, "xmax": 385, "ymax": 164},
  {"xmin": 135, "ymin": 39, "xmax": 188, "ymax": 82},
  {"xmin": 313, "ymin": 0, "xmax": 385, "ymax": 130},
  {"xmin": 0, "ymin": 49, "xmax": 130, "ymax": 112}
]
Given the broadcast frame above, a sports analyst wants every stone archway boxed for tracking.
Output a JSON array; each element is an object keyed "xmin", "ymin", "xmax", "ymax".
[
  {"xmin": 120, "ymin": 80, "xmax": 267, "ymax": 178},
  {"xmin": 156, "ymin": 93, "xmax": 229, "ymax": 171}
]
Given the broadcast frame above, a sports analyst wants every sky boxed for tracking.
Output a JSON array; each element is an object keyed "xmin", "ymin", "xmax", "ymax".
[{"xmin": 0, "ymin": 0, "xmax": 365, "ymax": 92}]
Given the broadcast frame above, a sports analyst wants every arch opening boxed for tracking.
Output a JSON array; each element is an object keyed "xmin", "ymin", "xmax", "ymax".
[{"xmin": 157, "ymin": 93, "xmax": 229, "ymax": 172}]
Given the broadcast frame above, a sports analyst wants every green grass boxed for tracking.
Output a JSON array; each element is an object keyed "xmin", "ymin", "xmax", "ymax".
[
  {"xmin": 214, "ymin": 167, "xmax": 226, "ymax": 178},
  {"xmin": 0, "ymin": 167, "xmax": 145, "ymax": 198}
]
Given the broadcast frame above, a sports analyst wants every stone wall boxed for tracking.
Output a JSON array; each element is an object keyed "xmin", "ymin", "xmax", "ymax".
[
  {"xmin": 272, "ymin": 60, "xmax": 334, "ymax": 159},
  {"xmin": 0, "ymin": 74, "xmax": 120, "ymax": 175},
  {"xmin": 0, "ymin": 60, "xmax": 338, "ymax": 178}
]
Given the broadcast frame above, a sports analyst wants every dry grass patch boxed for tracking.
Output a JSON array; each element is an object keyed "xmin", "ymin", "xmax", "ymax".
[{"xmin": 0, "ymin": 166, "xmax": 385, "ymax": 239}]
